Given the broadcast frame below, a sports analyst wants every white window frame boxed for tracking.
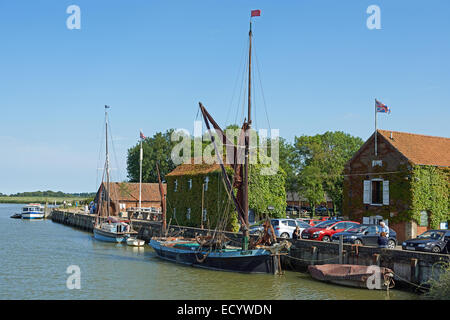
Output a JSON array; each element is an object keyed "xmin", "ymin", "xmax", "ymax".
[
  {"xmin": 186, "ymin": 208, "xmax": 191, "ymax": 220},
  {"xmin": 204, "ymin": 176, "xmax": 209, "ymax": 191}
]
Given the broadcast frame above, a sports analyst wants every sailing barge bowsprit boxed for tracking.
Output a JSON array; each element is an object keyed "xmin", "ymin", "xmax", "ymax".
[{"xmin": 149, "ymin": 10, "xmax": 291, "ymax": 274}]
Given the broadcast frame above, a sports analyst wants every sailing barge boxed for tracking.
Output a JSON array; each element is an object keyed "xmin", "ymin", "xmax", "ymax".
[{"xmin": 149, "ymin": 10, "xmax": 290, "ymax": 274}]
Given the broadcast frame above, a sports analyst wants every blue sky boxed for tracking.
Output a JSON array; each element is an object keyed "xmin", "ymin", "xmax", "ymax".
[{"xmin": 0, "ymin": 0, "xmax": 449, "ymax": 194}]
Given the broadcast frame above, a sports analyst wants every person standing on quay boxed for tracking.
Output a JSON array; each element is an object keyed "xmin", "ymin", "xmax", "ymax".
[{"xmin": 379, "ymin": 221, "xmax": 389, "ymax": 237}]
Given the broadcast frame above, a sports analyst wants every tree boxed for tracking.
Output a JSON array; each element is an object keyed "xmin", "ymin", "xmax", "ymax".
[
  {"xmin": 126, "ymin": 129, "xmax": 177, "ymax": 183},
  {"xmin": 299, "ymin": 165, "xmax": 325, "ymax": 217},
  {"xmin": 249, "ymin": 161, "xmax": 287, "ymax": 220},
  {"xmin": 293, "ymin": 131, "xmax": 364, "ymax": 213},
  {"xmin": 277, "ymin": 137, "xmax": 299, "ymax": 193}
]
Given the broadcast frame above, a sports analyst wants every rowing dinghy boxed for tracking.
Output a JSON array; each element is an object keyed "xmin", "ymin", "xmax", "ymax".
[
  {"xmin": 308, "ymin": 264, "xmax": 394, "ymax": 290},
  {"xmin": 127, "ymin": 237, "xmax": 145, "ymax": 247}
]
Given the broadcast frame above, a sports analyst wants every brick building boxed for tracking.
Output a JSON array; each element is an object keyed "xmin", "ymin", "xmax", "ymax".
[
  {"xmin": 343, "ymin": 130, "xmax": 450, "ymax": 242},
  {"xmin": 95, "ymin": 182, "xmax": 166, "ymax": 216},
  {"xmin": 286, "ymin": 191, "xmax": 333, "ymax": 210}
]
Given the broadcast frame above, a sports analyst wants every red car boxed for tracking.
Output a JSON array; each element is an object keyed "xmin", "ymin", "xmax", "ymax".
[{"xmin": 301, "ymin": 220, "xmax": 360, "ymax": 242}]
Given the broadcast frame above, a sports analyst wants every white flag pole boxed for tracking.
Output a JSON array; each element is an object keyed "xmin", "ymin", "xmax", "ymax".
[
  {"xmin": 139, "ymin": 131, "xmax": 143, "ymax": 210},
  {"xmin": 375, "ymin": 99, "xmax": 378, "ymax": 157}
]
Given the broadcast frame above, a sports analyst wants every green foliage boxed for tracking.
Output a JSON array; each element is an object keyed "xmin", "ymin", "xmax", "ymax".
[
  {"xmin": 127, "ymin": 129, "xmax": 177, "ymax": 183},
  {"xmin": 277, "ymin": 137, "xmax": 299, "ymax": 192},
  {"xmin": 293, "ymin": 131, "xmax": 364, "ymax": 211},
  {"xmin": 424, "ymin": 262, "xmax": 450, "ymax": 300},
  {"xmin": 249, "ymin": 162, "xmax": 287, "ymax": 219},
  {"xmin": 166, "ymin": 162, "xmax": 286, "ymax": 232},
  {"xmin": 166, "ymin": 169, "xmax": 239, "ymax": 232},
  {"xmin": 410, "ymin": 166, "xmax": 449, "ymax": 229},
  {"xmin": 5, "ymin": 191, "xmax": 95, "ymax": 198},
  {"xmin": 298, "ymin": 165, "xmax": 325, "ymax": 210}
]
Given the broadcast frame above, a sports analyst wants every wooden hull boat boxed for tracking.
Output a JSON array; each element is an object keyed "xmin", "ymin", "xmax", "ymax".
[
  {"xmin": 308, "ymin": 264, "xmax": 395, "ymax": 290},
  {"xmin": 149, "ymin": 238, "xmax": 281, "ymax": 274},
  {"xmin": 93, "ymin": 217, "xmax": 137, "ymax": 243}
]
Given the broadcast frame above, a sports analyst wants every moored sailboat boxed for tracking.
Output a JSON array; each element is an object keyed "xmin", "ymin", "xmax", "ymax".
[
  {"xmin": 149, "ymin": 10, "xmax": 290, "ymax": 274},
  {"xmin": 93, "ymin": 106, "xmax": 137, "ymax": 243}
]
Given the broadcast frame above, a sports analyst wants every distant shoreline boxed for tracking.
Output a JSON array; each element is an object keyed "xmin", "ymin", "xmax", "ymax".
[{"xmin": 0, "ymin": 196, "xmax": 91, "ymax": 205}]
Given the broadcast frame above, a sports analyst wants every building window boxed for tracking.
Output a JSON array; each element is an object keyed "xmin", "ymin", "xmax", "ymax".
[
  {"xmin": 372, "ymin": 180, "xmax": 383, "ymax": 204},
  {"xmin": 186, "ymin": 208, "xmax": 191, "ymax": 220},
  {"xmin": 174, "ymin": 180, "xmax": 178, "ymax": 192},
  {"xmin": 202, "ymin": 209, "xmax": 207, "ymax": 222},
  {"xmin": 188, "ymin": 179, "xmax": 192, "ymax": 190},
  {"xmin": 363, "ymin": 179, "xmax": 389, "ymax": 206}
]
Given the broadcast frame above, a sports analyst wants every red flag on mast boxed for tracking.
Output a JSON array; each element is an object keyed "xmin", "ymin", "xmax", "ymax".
[{"xmin": 251, "ymin": 10, "xmax": 261, "ymax": 17}]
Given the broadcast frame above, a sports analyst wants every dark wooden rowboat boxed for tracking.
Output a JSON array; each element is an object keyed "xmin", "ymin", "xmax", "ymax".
[{"xmin": 308, "ymin": 264, "xmax": 395, "ymax": 290}]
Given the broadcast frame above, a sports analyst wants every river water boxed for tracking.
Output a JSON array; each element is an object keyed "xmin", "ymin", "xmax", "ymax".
[{"xmin": 0, "ymin": 204, "xmax": 418, "ymax": 300}]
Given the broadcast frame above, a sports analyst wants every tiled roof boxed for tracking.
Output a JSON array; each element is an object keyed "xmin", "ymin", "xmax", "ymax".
[
  {"xmin": 379, "ymin": 130, "xmax": 450, "ymax": 167},
  {"xmin": 102, "ymin": 182, "xmax": 166, "ymax": 202},
  {"xmin": 166, "ymin": 158, "xmax": 231, "ymax": 176}
]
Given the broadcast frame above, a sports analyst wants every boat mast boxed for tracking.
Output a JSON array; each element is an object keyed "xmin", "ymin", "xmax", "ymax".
[
  {"xmin": 105, "ymin": 105, "xmax": 110, "ymax": 217},
  {"xmin": 243, "ymin": 20, "xmax": 253, "ymax": 230},
  {"xmin": 156, "ymin": 163, "xmax": 166, "ymax": 235},
  {"xmin": 139, "ymin": 132, "xmax": 143, "ymax": 210}
]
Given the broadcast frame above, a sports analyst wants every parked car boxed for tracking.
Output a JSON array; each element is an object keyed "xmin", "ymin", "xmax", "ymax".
[
  {"xmin": 327, "ymin": 216, "xmax": 343, "ymax": 221},
  {"xmin": 286, "ymin": 205, "xmax": 299, "ymax": 213},
  {"xmin": 331, "ymin": 225, "xmax": 397, "ymax": 249},
  {"xmin": 271, "ymin": 218, "xmax": 311, "ymax": 239},
  {"xmin": 249, "ymin": 220, "xmax": 266, "ymax": 237},
  {"xmin": 402, "ymin": 230, "xmax": 450, "ymax": 253},
  {"xmin": 315, "ymin": 206, "xmax": 328, "ymax": 215},
  {"xmin": 301, "ymin": 220, "xmax": 360, "ymax": 242}
]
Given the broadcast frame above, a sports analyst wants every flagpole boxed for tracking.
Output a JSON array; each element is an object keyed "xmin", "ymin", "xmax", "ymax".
[
  {"xmin": 375, "ymin": 99, "xmax": 377, "ymax": 157},
  {"xmin": 139, "ymin": 133, "xmax": 143, "ymax": 210}
]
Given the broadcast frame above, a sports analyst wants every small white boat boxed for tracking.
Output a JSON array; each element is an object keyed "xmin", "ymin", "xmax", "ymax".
[
  {"xmin": 94, "ymin": 217, "xmax": 136, "ymax": 243},
  {"xmin": 126, "ymin": 237, "xmax": 145, "ymax": 247},
  {"xmin": 21, "ymin": 204, "xmax": 45, "ymax": 219}
]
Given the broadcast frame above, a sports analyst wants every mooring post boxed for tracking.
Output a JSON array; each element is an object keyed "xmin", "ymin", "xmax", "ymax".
[
  {"xmin": 410, "ymin": 258, "xmax": 418, "ymax": 283},
  {"xmin": 373, "ymin": 253, "xmax": 380, "ymax": 267},
  {"xmin": 339, "ymin": 234, "xmax": 343, "ymax": 264},
  {"xmin": 311, "ymin": 246, "xmax": 317, "ymax": 266}
]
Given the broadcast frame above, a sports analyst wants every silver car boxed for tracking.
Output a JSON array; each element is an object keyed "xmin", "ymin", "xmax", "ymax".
[{"xmin": 271, "ymin": 218, "xmax": 311, "ymax": 239}]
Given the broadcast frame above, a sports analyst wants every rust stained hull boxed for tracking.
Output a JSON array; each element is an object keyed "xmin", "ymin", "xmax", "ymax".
[{"xmin": 308, "ymin": 264, "xmax": 394, "ymax": 290}]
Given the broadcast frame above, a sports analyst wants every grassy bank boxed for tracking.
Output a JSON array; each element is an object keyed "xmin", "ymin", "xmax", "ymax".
[{"xmin": 0, "ymin": 196, "xmax": 91, "ymax": 205}]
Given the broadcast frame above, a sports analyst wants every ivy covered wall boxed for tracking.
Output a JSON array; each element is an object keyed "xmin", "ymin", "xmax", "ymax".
[
  {"xmin": 166, "ymin": 164, "xmax": 286, "ymax": 232},
  {"xmin": 410, "ymin": 166, "xmax": 450, "ymax": 229}
]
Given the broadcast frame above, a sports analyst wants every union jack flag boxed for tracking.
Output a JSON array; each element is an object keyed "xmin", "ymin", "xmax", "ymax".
[
  {"xmin": 251, "ymin": 10, "xmax": 261, "ymax": 17},
  {"xmin": 376, "ymin": 99, "xmax": 390, "ymax": 113},
  {"xmin": 140, "ymin": 131, "xmax": 146, "ymax": 139}
]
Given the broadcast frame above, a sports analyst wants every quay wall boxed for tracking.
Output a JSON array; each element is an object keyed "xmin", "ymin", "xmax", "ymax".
[{"xmin": 51, "ymin": 210, "xmax": 449, "ymax": 291}]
